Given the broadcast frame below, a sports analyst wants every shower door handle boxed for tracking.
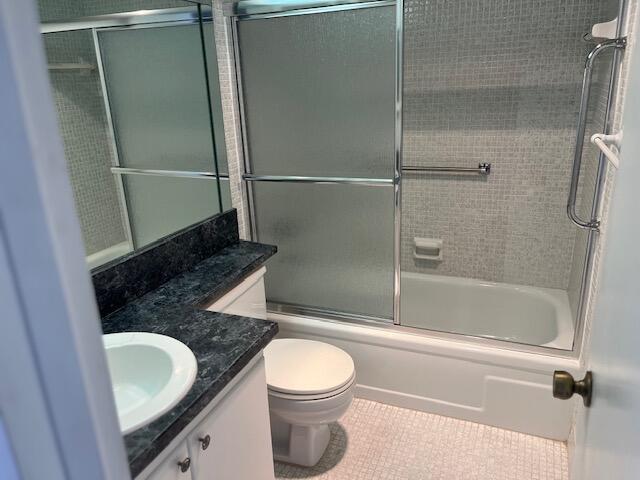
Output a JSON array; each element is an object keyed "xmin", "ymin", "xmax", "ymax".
[{"xmin": 566, "ymin": 37, "xmax": 626, "ymax": 231}]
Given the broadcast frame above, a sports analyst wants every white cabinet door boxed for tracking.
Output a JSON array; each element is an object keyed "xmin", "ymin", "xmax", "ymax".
[
  {"xmin": 187, "ymin": 359, "xmax": 275, "ymax": 480},
  {"xmin": 148, "ymin": 443, "xmax": 193, "ymax": 480}
]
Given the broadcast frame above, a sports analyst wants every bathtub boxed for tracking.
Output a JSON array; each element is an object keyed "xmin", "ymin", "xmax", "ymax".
[
  {"xmin": 269, "ymin": 274, "xmax": 580, "ymax": 440},
  {"xmin": 401, "ymin": 272, "xmax": 574, "ymax": 350}
]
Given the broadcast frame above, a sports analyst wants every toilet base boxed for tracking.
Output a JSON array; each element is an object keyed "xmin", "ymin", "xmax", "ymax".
[{"xmin": 271, "ymin": 415, "xmax": 331, "ymax": 467}]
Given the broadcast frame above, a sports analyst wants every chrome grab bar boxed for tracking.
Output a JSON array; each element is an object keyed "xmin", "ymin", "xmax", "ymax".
[
  {"xmin": 402, "ymin": 162, "xmax": 491, "ymax": 175},
  {"xmin": 567, "ymin": 37, "xmax": 626, "ymax": 231}
]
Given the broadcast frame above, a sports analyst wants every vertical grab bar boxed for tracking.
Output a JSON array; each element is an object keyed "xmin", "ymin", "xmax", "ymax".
[{"xmin": 567, "ymin": 37, "xmax": 626, "ymax": 230}]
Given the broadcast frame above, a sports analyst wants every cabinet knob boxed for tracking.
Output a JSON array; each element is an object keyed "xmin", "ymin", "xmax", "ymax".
[
  {"xmin": 177, "ymin": 457, "xmax": 191, "ymax": 473},
  {"xmin": 199, "ymin": 434, "xmax": 211, "ymax": 451}
]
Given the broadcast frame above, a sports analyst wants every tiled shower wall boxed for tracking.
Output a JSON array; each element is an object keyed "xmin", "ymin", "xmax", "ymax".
[
  {"xmin": 402, "ymin": 0, "xmax": 618, "ymax": 290},
  {"xmin": 42, "ymin": 29, "xmax": 127, "ymax": 256},
  {"xmin": 212, "ymin": 0, "xmax": 251, "ymax": 239}
]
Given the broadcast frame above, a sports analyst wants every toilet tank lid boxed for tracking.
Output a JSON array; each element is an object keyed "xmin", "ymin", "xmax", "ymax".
[{"xmin": 264, "ymin": 339, "xmax": 355, "ymax": 395}]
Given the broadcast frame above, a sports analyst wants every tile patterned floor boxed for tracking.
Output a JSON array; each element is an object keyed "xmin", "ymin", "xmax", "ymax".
[{"xmin": 275, "ymin": 398, "xmax": 568, "ymax": 480}]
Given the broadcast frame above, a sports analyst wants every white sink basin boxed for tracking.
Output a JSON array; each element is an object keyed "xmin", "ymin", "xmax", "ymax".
[{"xmin": 103, "ymin": 332, "xmax": 198, "ymax": 434}]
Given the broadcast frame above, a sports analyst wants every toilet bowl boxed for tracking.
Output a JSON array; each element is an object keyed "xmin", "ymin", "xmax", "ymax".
[{"xmin": 264, "ymin": 338, "xmax": 355, "ymax": 467}]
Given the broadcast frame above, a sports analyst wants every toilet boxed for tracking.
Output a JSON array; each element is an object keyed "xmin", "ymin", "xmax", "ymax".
[{"xmin": 264, "ymin": 338, "xmax": 356, "ymax": 467}]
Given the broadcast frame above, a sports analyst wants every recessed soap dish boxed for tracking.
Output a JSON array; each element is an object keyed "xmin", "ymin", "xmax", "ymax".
[{"xmin": 414, "ymin": 237, "xmax": 443, "ymax": 261}]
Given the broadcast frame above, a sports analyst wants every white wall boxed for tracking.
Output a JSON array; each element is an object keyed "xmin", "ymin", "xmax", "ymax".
[{"xmin": 0, "ymin": 417, "xmax": 19, "ymax": 480}]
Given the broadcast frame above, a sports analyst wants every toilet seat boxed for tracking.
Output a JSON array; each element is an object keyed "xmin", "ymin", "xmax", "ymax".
[
  {"xmin": 264, "ymin": 338, "xmax": 355, "ymax": 397},
  {"xmin": 268, "ymin": 372, "xmax": 356, "ymax": 401}
]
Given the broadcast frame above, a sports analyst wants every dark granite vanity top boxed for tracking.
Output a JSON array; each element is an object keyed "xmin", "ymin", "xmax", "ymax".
[{"xmin": 100, "ymin": 239, "xmax": 278, "ymax": 477}]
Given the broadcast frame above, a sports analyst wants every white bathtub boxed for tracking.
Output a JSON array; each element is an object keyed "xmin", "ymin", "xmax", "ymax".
[
  {"xmin": 401, "ymin": 272, "xmax": 574, "ymax": 350},
  {"xmin": 270, "ymin": 279, "xmax": 580, "ymax": 440}
]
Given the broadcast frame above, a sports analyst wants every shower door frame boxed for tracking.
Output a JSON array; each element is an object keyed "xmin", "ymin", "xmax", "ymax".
[{"xmin": 231, "ymin": 0, "xmax": 627, "ymax": 356}]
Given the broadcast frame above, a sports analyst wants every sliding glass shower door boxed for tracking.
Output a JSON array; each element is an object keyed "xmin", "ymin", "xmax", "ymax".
[{"xmin": 235, "ymin": 4, "xmax": 396, "ymax": 319}]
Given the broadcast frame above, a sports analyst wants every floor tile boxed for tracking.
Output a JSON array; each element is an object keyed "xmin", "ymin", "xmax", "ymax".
[{"xmin": 275, "ymin": 398, "xmax": 568, "ymax": 480}]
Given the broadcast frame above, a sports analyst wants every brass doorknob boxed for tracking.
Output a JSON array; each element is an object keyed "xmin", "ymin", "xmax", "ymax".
[{"xmin": 553, "ymin": 370, "xmax": 593, "ymax": 407}]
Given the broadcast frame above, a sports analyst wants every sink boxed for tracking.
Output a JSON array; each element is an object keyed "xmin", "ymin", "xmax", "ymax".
[{"xmin": 103, "ymin": 332, "xmax": 198, "ymax": 434}]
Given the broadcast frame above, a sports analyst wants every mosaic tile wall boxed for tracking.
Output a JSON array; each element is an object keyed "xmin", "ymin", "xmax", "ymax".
[
  {"xmin": 402, "ymin": 0, "xmax": 618, "ymax": 290},
  {"xmin": 42, "ymin": 29, "xmax": 128, "ymax": 256},
  {"xmin": 212, "ymin": 0, "xmax": 251, "ymax": 238}
]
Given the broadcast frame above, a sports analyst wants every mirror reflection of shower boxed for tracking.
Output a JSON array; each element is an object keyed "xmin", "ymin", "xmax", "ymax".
[{"xmin": 38, "ymin": 0, "xmax": 231, "ymax": 269}]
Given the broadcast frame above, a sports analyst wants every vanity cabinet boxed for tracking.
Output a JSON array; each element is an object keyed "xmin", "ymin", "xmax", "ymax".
[
  {"xmin": 142, "ymin": 268, "xmax": 274, "ymax": 480},
  {"xmin": 143, "ymin": 358, "xmax": 274, "ymax": 480}
]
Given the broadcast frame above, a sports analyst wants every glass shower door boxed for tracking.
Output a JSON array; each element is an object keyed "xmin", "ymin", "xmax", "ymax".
[{"xmin": 235, "ymin": 4, "xmax": 396, "ymax": 320}]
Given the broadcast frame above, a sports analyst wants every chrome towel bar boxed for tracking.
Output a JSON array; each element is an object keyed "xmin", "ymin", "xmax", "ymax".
[
  {"xmin": 241, "ymin": 166, "xmax": 490, "ymax": 187},
  {"xmin": 402, "ymin": 163, "xmax": 491, "ymax": 175}
]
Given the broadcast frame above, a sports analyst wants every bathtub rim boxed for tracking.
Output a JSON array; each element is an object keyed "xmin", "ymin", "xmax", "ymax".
[{"xmin": 267, "ymin": 306, "xmax": 581, "ymax": 363}]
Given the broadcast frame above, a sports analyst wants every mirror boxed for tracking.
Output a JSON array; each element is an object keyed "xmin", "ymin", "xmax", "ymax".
[{"xmin": 38, "ymin": 0, "xmax": 231, "ymax": 269}]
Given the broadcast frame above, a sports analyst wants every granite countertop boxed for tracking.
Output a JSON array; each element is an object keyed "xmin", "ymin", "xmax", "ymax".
[{"xmin": 101, "ymin": 240, "xmax": 278, "ymax": 477}]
